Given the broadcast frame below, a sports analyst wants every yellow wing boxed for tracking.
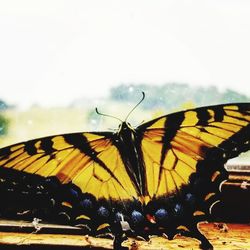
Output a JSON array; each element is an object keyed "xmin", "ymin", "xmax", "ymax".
[
  {"xmin": 0, "ymin": 132, "xmax": 138, "ymax": 202},
  {"xmin": 138, "ymin": 103, "xmax": 250, "ymax": 199}
]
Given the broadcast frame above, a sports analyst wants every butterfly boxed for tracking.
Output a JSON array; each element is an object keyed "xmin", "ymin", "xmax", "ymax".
[{"xmin": 0, "ymin": 93, "xmax": 249, "ymax": 250}]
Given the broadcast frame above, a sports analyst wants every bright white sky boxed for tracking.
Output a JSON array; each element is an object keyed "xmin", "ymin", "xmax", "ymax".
[{"xmin": 0, "ymin": 0, "xmax": 250, "ymax": 108}]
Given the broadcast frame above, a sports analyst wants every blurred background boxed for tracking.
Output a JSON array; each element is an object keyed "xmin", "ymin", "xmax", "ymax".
[{"xmin": 0, "ymin": 1, "xmax": 250, "ymax": 163}]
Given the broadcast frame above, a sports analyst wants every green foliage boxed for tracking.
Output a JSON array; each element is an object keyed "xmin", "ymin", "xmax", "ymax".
[
  {"xmin": 0, "ymin": 115, "xmax": 8, "ymax": 136},
  {"xmin": 0, "ymin": 99, "xmax": 8, "ymax": 110},
  {"xmin": 222, "ymin": 89, "xmax": 250, "ymax": 103},
  {"xmin": 0, "ymin": 99, "xmax": 9, "ymax": 136}
]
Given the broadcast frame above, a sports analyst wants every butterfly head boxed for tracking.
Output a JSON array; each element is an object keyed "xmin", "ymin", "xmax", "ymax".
[{"xmin": 118, "ymin": 121, "xmax": 135, "ymax": 133}]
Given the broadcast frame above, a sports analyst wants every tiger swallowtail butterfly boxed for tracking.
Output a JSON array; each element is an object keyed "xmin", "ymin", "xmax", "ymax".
[{"xmin": 0, "ymin": 93, "xmax": 249, "ymax": 250}]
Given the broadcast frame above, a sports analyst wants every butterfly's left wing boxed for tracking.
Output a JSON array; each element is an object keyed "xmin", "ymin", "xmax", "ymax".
[
  {"xmin": 0, "ymin": 132, "xmax": 138, "ymax": 202},
  {"xmin": 137, "ymin": 103, "xmax": 250, "ymax": 205}
]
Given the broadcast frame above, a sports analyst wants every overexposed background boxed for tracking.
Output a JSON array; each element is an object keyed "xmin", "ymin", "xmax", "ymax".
[{"xmin": 0, "ymin": 0, "xmax": 250, "ymax": 108}]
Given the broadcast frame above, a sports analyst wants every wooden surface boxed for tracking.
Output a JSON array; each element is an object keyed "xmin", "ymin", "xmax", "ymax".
[{"xmin": 0, "ymin": 223, "xmax": 249, "ymax": 250}]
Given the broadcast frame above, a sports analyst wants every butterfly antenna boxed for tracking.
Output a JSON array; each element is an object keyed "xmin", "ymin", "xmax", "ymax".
[
  {"xmin": 125, "ymin": 91, "xmax": 145, "ymax": 122},
  {"xmin": 95, "ymin": 108, "xmax": 123, "ymax": 122}
]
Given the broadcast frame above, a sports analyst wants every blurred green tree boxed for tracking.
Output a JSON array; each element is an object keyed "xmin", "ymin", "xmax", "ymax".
[
  {"xmin": 0, "ymin": 99, "xmax": 9, "ymax": 136},
  {"xmin": 109, "ymin": 83, "xmax": 250, "ymax": 111}
]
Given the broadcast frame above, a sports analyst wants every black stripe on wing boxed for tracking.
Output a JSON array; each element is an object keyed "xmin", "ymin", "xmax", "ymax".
[{"xmin": 63, "ymin": 133, "xmax": 122, "ymax": 186}]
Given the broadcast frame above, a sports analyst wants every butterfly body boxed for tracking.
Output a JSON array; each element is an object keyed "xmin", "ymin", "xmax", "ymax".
[
  {"xmin": 0, "ymin": 102, "xmax": 250, "ymax": 249},
  {"xmin": 115, "ymin": 121, "xmax": 147, "ymax": 196}
]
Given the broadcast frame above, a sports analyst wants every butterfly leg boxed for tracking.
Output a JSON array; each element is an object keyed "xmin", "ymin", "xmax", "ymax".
[
  {"xmin": 180, "ymin": 225, "xmax": 213, "ymax": 250},
  {"xmin": 112, "ymin": 213, "xmax": 132, "ymax": 250},
  {"xmin": 166, "ymin": 230, "xmax": 176, "ymax": 241},
  {"xmin": 113, "ymin": 232, "xmax": 128, "ymax": 250}
]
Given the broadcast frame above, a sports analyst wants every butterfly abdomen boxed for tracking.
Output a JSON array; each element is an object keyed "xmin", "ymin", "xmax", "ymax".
[{"xmin": 114, "ymin": 122, "xmax": 147, "ymax": 196}]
